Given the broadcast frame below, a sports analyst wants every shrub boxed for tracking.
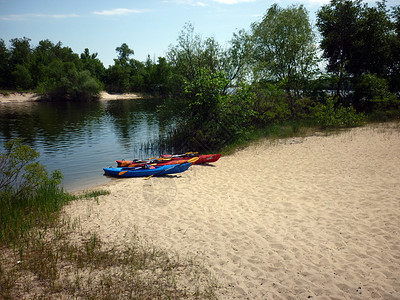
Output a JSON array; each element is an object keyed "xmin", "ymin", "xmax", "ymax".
[
  {"xmin": 311, "ymin": 96, "xmax": 365, "ymax": 128},
  {"xmin": 0, "ymin": 139, "xmax": 70, "ymax": 243}
]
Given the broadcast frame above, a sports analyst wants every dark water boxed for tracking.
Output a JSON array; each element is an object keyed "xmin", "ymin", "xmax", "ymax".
[{"xmin": 0, "ymin": 98, "xmax": 172, "ymax": 192}]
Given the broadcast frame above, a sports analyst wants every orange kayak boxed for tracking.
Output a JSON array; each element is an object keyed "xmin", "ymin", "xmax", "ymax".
[{"xmin": 116, "ymin": 153, "xmax": 221, "ymax": 167}]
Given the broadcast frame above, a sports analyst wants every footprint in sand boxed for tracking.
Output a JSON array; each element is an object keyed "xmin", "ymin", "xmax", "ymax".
[{"xmin": 142, "ymin": 178, "xmax": 178, "ymax": 207}]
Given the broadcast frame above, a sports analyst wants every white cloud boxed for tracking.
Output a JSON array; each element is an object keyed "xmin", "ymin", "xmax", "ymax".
[
  {"xmin": 92, "ymin": 8, "xmax": 145, "ymax": 16},
  {"xmin": 212, "ymin": 0, "xmax": 255, "ymax": 4},
  {"xmin": 0, "ymin": 13, "xmax": 78, "ymax": 21},
  {"xmin": 164, "ymin": 0, "xmax": 208, "ymax": 6},
  {"xmin": 302, "ymin": 0, "xmax": 331, "ymax": 5}
]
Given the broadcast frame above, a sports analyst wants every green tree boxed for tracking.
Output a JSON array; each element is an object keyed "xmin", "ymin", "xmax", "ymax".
[
  {"xmin": 251, "ymin": 4, "xmax": 319, "ymax": 98},
  {"xmin": 389, "ymin": 5, "xmax": 400, "ymax": 93},
  {"xmin": 0, "ymin": 39, "xmax": 11, "ymax": 88},
  {"xmin": 104, "ymin": 43, "xmax": 137, "ymax": 93},
  {"xmin": 30, "ymin": 39, "xmax": 57, "ymax": 88},
  {"xmin": 167, "ymin": 22, "xmax": 225, "ymax": 95},
  {"xmin": 104, "ymin": 63, "xmax": 131, "ymax": 93},
  {"xmin": 317, "ymin": 0, "xmax": 363, "ymax": 98},
  {"xmin": 9, "ymin": 37, "xmax": 32, "ymax": 89},
  {"xmin": 80, "ymin": 48, "xmax": 106, "ymax": 81},
  {"xmin": 12, "ymin": 64, "xmax": 33, "ymax": 90},
  {"xmin": 354, "ymin": 74, "xmax": 399, "ymax": 113},
  {"xmin": 222, "ymin": 29, "xmax": 253, "ymax": 89},
  {"xmin": 354, "ymin": 2, "xmax": 393, "ymax": 76},
  {"xmin": 144, "ymin": 56, "xmax": 172, "ymax": 95},
  {"xmin": 115, "ymin": 43, "xmax": 134, "ymax": 66},
  {"xmin": 317, "ymin": 0, "xmax": 398, "ymax": 99},
  {"xmin": 9, "ymin": 37, "xmax": 31, "ymax": 67},
  {"xmin": 0, "ymin": 139, "xmax": 57, "ymax": 199}
]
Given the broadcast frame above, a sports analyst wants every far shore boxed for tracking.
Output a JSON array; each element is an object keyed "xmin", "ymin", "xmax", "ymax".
[{"xmin": 0, "ymin": 91, "xmax": 143, "ymax": 103}]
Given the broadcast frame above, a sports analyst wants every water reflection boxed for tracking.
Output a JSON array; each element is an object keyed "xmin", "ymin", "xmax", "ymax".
[{"xmin": 0, "ymin": 98, "xmax": 170, "ymax": 191}]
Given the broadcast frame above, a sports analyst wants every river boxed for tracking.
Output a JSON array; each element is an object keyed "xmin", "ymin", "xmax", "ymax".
[{"xmin": 0, "ymin": 97, "xmax": 172, "ymax": 192}]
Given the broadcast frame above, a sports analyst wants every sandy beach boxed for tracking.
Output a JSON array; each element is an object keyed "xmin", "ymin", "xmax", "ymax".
[
  {"xmin": 0, "ymin": 91, "xmax": 141, "ymax": 102},
  {"xmin": 64, "ymin": 123, "xmax": 400, "ymax": 299}
]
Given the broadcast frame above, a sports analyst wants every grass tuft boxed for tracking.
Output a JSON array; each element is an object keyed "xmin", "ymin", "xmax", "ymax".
[{"xmin": 1, "ymin": 186, "xmax": 219, "ymax": 299}]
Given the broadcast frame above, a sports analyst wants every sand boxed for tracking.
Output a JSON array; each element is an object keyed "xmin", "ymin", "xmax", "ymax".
[
  {"xmin": 64, "ymin": 123, "xmax": 400, "ymax": 299},
  {"xmin": 0, "ymin": 91, "xmax": 141, "ymax": 102}
]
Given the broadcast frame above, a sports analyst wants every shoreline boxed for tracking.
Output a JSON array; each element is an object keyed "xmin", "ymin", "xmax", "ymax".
[
  {"xmin": 0, "ymin": 91, "xmax": 143, "ymax": 103},
  {"xmin": 64, "ymin": 122, "xmax": 400, "ymax": 299}
]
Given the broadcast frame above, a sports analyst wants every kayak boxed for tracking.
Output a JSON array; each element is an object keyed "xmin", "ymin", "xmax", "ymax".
[
  {"xmin": 117, "ymin": 153, "xmax": 221, "ymax": 167},
  {"xmin": 116, "ymin": 158, "xmax": 188, "ymax": 168},
  {"xmin": 161, "ymin": 153, "xmax": 221, "ymax": 164},
  {"xmin": 103, "ymin": 162, "xmax": 192, "ymax": 178}
]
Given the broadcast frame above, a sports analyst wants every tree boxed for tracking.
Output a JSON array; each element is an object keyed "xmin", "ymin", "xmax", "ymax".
[
  {"xmin": 251, "ymin": 4, "xmax": 319, "ymax": 98},
  {"xmin": 389, "ymin": 5, "xmax": 400, "ymax": 93},
  {"xmin": 9, "ymin": 37, "xmax": 32, "ymax": 89},
  {"xmin": 317, "ymin": 0, "xmax": 400, "ymax": 103},
  {"xmin": 9, "ymin": 37, "xmax": 31, "ymax": 67},
  {"xmin": 222, "ymin": 29, "xmax": 253, "ymax": 89},
  {"xmin": 317, "ymin": 0, "xmax": 363, "ymax": 98},
  {"xmin": 104, "ymin": 63, "xmax": 130, "ymax": 93},
  {"xmin": 12, "ymin": 64, "xmax": 33, "ymax": 90},
  {"xmin": 0, "ymin": 139, "xmax": 54, "ymax": 199},
  {"xmin": 80, "ymin": 48, "xmax": 106, "ymax": 81},
  {"xmin": 115, "ymin": 43, "xmax": 134, "ymax": 66},
  {"xmin": 167, "ymin": 22, "xmax": 225, "ymax": 92},
  {"xmin": 0, "ymin": 39, "xmax": 11, "ymax": 88},
  {"xmin": 354, "ymin": 2, "xmax": 392, "ymax": 76}
]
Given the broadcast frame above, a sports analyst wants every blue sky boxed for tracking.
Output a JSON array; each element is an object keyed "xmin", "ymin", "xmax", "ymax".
[{"xmin": 1, "ymin": 0, "xmax": 398, "ymax": 67}]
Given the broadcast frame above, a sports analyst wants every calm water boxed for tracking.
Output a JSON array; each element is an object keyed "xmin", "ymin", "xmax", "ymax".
[{"xmin": 0, "ymin": 98, "xmax": 172, "ymax": 192}]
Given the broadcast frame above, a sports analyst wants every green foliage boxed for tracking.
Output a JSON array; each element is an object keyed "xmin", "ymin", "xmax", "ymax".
[
  {"xmin": 165, "ymin": 69, "xmax": 258, "ymax": 150},
  {"xmin": 12, "ymin": 64, "xmax": 33, "ymax": 90},
  {"xmin": 311, "ymin": 96, "xmax": 365, "ymax": 128},
  {"xmin": 251, "ymin": 83, "xmax": 291, "ymax": 124},
  {"xmin": 167, "ymin": 23, "xmax": 226, "ymax": 96},
  {"xmin": 0, "ymin": 139, "xmax": 71, "ymax": 243},
  {"xmin": 355, "ymin": 74, "xmax": 399, "ymax": 110},
  {"xmin": 223, "ymin": 29, "xmax": 252, "ymax": 86},
  {"xmin": 251, "ymin": 4, "xmax": 319, "ymax": 95},
  {"xmin": 80, "ymin": 48, "xmax": 106, "ymax": 81},
  {"xmin": 0, "ymin": 139, "xmax": 47, "ymax": 198},
  {"xmin": 317, "ymin": 0, "xmax": 399, "ymax": 95},
  {"xmin": 0, "ymin": 40, "xmax": 11, "ymax": 88},
  {"xmin": 104, "ymin": 44, "xmax": 173, "ymax": 94},
  {"xmin": 0, "ymin": 39, "xmax": 102, "ymax": 100},
  {"xmin": 222, "ymin": 83, "xmax": 258, "ymax": 134},
  {"xmin": 184, "ymin": 69, "xmax": 227, "ymax": 124}
]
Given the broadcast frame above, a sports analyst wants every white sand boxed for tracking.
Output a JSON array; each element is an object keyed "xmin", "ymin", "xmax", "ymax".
[
  {"xmin": 0, "ymin": 91, "xmax": 141, "ymax": 102},
  {"xmin": 0, "ymin": 92, "xmax": 42, "ymax": 102},
  {"xmin": 64, "ymin": 123, "xmax": 400, "ymax": 299}
]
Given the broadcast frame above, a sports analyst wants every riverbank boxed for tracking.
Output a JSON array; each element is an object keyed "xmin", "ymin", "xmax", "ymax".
[
  {"xmin": 65, "ymin": 122, "xmax": 400, "ymax": 299},
  {"xmin": 0, "ymin": 91, "xmax": 143, "ymax": 102}
]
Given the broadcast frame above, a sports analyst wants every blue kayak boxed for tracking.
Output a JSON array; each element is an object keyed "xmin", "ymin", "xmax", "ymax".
[{"xmin": 103, "ymin": 162, "xmax": 192, "ymax": 178}]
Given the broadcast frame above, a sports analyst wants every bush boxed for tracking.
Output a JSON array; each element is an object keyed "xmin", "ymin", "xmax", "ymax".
[
  {"xmin": 0, "ymin": 139, "xmax": 71, "ymax": 243},
  {"xmin": 311, "ymin": 96, "xmax": 365, "ymax": 128},
  {"xmin": 354, "ymin": 74, "xmax": 400, "ymax": 113}
]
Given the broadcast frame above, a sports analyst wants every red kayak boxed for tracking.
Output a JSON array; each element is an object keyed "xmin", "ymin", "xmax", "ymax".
[
  {"xmin": 117, "ymin": 153, "xmax": 221, "ymax": 167},
  {"xmin": 160, "ymin": 153, "xmax": 221, "ymax": 164},
  {"xmin": 116, "ymin": 158, "xmax": 188, "ymax": 168}
]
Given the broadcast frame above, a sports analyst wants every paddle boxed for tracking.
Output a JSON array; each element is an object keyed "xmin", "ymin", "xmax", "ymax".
[
  {"xmin": 118, "ymin": 165, "xmax": 156, "ymax": 176},
  {"xmin": 144, "ymin": 157, "xmax": 199, "ymax": 180},
  {"xmin": 173, "ymin": 152, "xmax": 198, "ymax": 157}
]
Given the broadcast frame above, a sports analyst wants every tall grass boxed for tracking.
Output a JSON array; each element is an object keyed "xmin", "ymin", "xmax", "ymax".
[{"xmin": 0, "ymin": 182, "xmax": 74, "ymax": 244}]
